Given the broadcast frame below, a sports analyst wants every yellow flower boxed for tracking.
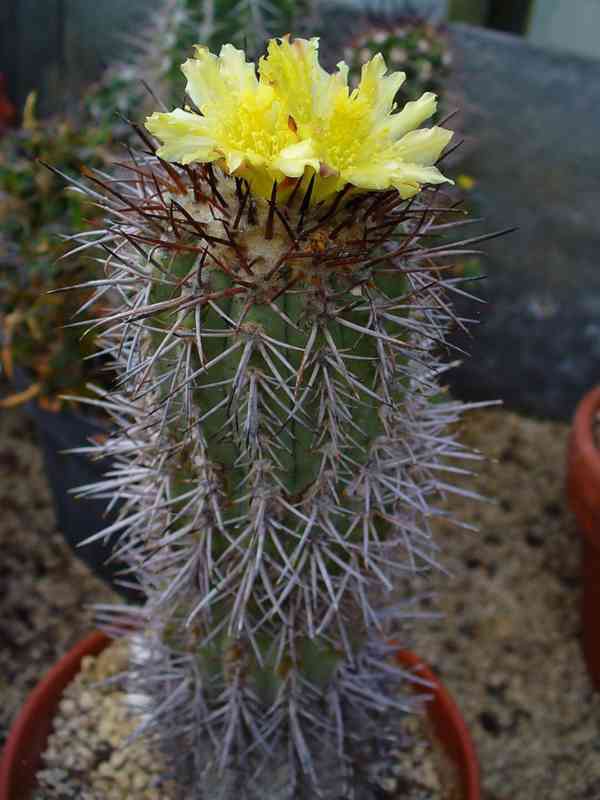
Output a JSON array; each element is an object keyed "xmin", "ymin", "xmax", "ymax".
[
  {"xmin": 146, "ymin": 44, "xmax": 319, "ymax": 198},
  {"xmin": 456, "ymin": 173, "xmax": 476, "ymax": 191},
  {"xmin": 261, "ymin": 37, "xmax": 453, "ymax": 201},
  {"xmin": 146, "ymin": 37, "xmax": 453, "ymax": 203}
]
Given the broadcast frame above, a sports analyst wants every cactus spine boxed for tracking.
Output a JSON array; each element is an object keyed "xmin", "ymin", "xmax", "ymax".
[{"xmin": 70, "ymin": 36, "xmax": 489, "ymax": 799}]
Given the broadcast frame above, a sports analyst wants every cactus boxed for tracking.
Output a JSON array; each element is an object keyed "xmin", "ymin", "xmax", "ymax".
[{"xmin": 67, "ymin": 35, "xmax": 496, "ymax": 799}]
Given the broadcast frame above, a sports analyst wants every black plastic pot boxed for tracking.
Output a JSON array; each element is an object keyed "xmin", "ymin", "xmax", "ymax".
[{"xmin": 14, "ymin": 369, "xmax": 140, "ymax": 601}]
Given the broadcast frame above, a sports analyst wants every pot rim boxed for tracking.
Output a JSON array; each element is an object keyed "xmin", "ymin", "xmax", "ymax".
[
  {"xmin": 572, "ymin": 386, "xmax": 600, "ymax": 483},
  {"xmin": 1, "ymin": 634, "xmax": 480, "ymax": 800},
  {"xmin": 569, "ymin": 386, "xmax": 600, "ymax": 548},
  {"xmin": 395, "ymin": 649, "xmax": 480, "ymax": 799},
  {"xmin": 0, "ymin": 632, "xmax": 109, "ymax": 800}
]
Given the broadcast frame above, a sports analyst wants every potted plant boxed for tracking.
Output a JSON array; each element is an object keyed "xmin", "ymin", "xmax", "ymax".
[
  {"xmin": 567, "ymin": 385, "xmax": 600, "ymax": 689},
  {"xmin": 2, "ymin": 34, "xmax": 492, "ymax": 797},
  {"xmin": 1, "ymin": 633, "xmax": 479, "ymax": 799}
]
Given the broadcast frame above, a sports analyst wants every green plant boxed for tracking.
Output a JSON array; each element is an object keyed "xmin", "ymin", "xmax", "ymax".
[
  {"xmin": 0, "ymin": 96, "xmax": 114, "ymax": 408},
  {"xmin": 67, "ymin": 36, "xmax": 494, "ymax": 798}
]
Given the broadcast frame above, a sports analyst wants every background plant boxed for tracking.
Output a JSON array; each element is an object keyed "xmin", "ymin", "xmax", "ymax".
[
  {"xmin": 62, "ymin": 36, "xmax": 497, "ymax": 799},
  {"xmin": 0, "ymin": 96, "xmax": 114, "ymax": 408},
  {"xmin": 316, "ymin": 2, "xmax": 450, "ymax": 81}
]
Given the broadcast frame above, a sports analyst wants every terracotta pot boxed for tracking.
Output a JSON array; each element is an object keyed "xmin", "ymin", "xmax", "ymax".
[
  {"xmin": 1, "ymin": 635, "xmax": 480, "ymax": 800},
  {"xmin": 567, "ymin": 385, "xmax": 600, "ymax": 689},
  {"xmin": 0, "ymin": 632, "xmax": 109, "ymax": 800},
  {"xmin": 395, "ymin": 650, "xmax": 480, "ymax": 800}
]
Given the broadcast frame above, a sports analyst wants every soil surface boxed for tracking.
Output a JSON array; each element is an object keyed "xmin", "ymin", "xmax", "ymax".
[
  {"xmin": 410, "ymin": 408, "xmax": 600, "ymax": 799},
  {"xmin": 1, "ymin": 398, "xmax": 599, "ymax": 799}
]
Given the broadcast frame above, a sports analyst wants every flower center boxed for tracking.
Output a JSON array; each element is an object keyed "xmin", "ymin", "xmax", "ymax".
[
  {"xmin": 214, "ymin": 90, "xmax": 297, "ymax": 161},
  {"xmin": 312, "ymin": 95, "xmax": 375, "ymax": 174}
]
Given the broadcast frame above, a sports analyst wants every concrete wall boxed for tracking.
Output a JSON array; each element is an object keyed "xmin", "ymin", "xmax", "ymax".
[
  {"xmin": 528, "ymin": 0, "xmax": 600, "ymax": 60},
  {"xmin": 0, "ymin": 0, "xmax": 150, "ymax": 116},
  {"xmin": 341, "ymin": 0, "xmax": 448, "ymax": 16}
]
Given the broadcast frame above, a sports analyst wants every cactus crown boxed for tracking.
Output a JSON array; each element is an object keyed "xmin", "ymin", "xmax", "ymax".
[{"xmin": 70, "ymin": 35, "xmax": 487, "ymax": 800}]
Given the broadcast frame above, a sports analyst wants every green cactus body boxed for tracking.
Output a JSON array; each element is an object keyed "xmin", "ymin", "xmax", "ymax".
[
  {"xmin": 137, "ymin": 177, "xmax": 394, "ymax": 642},
  {"xmin": 70, "ymin": 36, "xmax": 487, "ymax": 800}
]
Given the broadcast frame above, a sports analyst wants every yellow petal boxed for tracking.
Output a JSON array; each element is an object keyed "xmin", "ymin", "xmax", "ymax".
[
  {"xmin": 343, "ymin": 163, "xmax": 395, "ymax": 191},
  {"xmin": 260, "ymin": 36, "xmax": 327, "ymax": 130},
  {"xmin": 272, "ymin": 140, "xmax": 319, "ymax": 177},
  {"xmin": 182, "ymin": 44, "xmax": 257, "ymax": 111},
  {"xmin": 218, "ymin": 44, "xmax": 259, "ymax": 94},
  {"xmin": 386, "ymin": 92, "xmax": 438, "ymax": 139},
  {"xmin": 181, "ymin": 48, "xmax": 221, "ymax": 109},
  {"xmin": 391, "ymin": 163, "xmax": 453, "ymax": 197},
  {"xmin": 393, "ymin": 126, "xmax": 453, "ymax": 166},
  {"xmin": 224, "ymin": 151, "xmax": 245, "ymax": 173},
  {"xmin": 146, "ymin": 109, "xmax": 218, "ymax": 164},
  {"xmin": 354, "ymin": 54, "xmax": 405, "ymax": 119}
]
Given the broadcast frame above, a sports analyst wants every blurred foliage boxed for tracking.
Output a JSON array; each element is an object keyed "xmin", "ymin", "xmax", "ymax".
[{"xmin": 0, "ymin": 95, "xmax": 115, "ymax": 409}]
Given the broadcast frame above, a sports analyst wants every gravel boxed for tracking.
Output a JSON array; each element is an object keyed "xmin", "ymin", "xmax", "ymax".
[
  {"xmin": 410, "ymin": 409, "xmax": 600, "ymax": 799},
  {"xmin": 34, "ymin": 638, "xmax": 448, "ymax": 799},
  {"xmin": 33, "ymin": 640, "xmax": 174, "ymax": 800}
]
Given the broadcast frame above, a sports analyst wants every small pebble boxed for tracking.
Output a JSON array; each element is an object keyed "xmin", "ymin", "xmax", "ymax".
[{"xmin": 78, "ymin": 691, "xmax": 95, "ymax": 711}]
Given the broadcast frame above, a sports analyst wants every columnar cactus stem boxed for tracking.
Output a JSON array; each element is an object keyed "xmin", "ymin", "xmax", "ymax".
[{"xmin": 67, "ymin": 36, "xmax": 496, "ymax": 799}]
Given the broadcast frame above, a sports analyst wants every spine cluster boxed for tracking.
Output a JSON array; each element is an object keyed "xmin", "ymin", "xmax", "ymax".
[{"xmin": 68, "ymin": 128, "xmax": 488, "ymax": 798}]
